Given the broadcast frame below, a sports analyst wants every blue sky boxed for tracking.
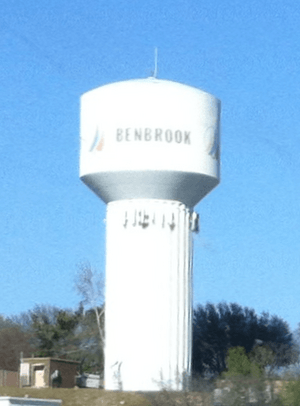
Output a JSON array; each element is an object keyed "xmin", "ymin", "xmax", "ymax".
[{"xmin": 1, "ymin": 0, "xmax": 300, "ymax": 333}]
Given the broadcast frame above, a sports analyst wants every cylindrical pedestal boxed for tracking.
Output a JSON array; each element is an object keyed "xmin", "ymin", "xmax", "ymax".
[{"xmin": 104, "ymin": 199, "xmax": 193, "ymax": 391}]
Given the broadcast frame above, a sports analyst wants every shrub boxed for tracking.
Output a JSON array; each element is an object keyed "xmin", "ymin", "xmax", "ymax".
[
  {"xmin": 222, "ymin": 346, "xmax": 263, "ymax": 379},
  {"xmin": 279, "ymin": 378, "xmax": 300, "ymax": 405}
]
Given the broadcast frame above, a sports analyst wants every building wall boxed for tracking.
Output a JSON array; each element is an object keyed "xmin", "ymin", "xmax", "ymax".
[
  {"xmin": 50, "ymin": 360, "xmax": 79, "ymax": 388},
  {"xmin": 0, "ymin": 370, "xmax": 19, "ymax": 387}
]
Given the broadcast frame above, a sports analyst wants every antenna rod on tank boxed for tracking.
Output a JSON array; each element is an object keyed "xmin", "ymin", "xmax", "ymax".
[{"xmin": 153, "ymin": 47, "xmax": 158, "ymax": 78}]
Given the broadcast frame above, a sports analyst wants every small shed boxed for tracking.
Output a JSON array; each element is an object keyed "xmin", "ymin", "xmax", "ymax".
[{"xmin": 20, "ymin": 358, "xmax": 80, "ymax": 389}]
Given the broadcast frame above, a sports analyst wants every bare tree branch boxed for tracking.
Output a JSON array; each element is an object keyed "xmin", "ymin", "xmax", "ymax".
[{"xmin": 75, "ymin": 261, "xmax": 105, "ymax": 349}]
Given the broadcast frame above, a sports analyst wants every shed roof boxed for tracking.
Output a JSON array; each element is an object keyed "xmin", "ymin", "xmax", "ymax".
[{"xmin": 22, "ymin": 357, "xmax": 80, "ymax": 364}]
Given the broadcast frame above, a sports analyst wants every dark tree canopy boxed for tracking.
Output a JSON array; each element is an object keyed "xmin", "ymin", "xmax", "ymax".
[
  {"xmin": 0, "ymin": 323, "xmax": 36, "ymax": 371},
  {"xmin": 30, "ymin": 305, "xmax": 81, "ymax": 357},
  {"xmin": 192, "ymin": 302, "xmax": 295, "ymax": 377}
]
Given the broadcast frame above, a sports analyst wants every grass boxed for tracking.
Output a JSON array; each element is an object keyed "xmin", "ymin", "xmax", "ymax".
[
  {"xmin": 0, "ymin": 386, "xmax": 214, "ymax": 406},
  {"xmin": 1, "ymin": 375, "xmax": 294, "ymax": 406},
  {"xmin": 0, "ymin": 376, "xmax": 216, "ymax": 406},
  {"xmin": 141, "ymin": 389, "xmax": 212, "ymax": 406},
  {"xmin": 0, "ymin": 387, "xmax": 151, "ymax": 406},
  {"xmin": 0, "ymin": 371, "xmax": 216, "ymax": 406}
]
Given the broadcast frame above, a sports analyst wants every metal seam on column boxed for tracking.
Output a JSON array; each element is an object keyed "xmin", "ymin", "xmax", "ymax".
[
  {"xmin": 169, "ymin": 203, "xmax": 173, "ymax": 387},
  {"xmin": 182, "ymin": 207, "xmax": 186, "ymax": 385},
  {"xmin": 183, "ymin": 206, "xmax": 189, "ymax": 385},
  {"xmin": 187, "ymin": 210, "xmax": 191, "ymax": 380},
  {"xmin": 177, "ymin": 204, "xmax": 182, "ymax": 389},
  {"xmin": 172, "ymin": 202, "xmax": 178, "ymax": 388},
  {"xmin": 186, "ymin": 207, "xmax": 191, "ymax": 384},
  {"xmin": 168, "ymin": 202, "xmax": 173, "ymax": 385},
  {"xmin": 188, "ymin": 211, "xmax": 194, "ymax": 378},
  {"xmin": 171, "ymin": 201, "xmax": 175, "ymax": 387},
  {"xmin": 177, "ymin": 203, "xmax": 182, "ymax": 387},
  {"xmin": 180, "ymin": 205, "xmax": 183, "ymax": 387},
  {"xmin": 169, "ymin": 202, "xmax": 175, "ymax": 388},
  {"xmin": 182, "ymin": 204, "xmax": 188, "ymax": 389},
  {"xmin": 175, "ymin": 202, "xmax": 180, "ymax": 387},
  {"xmin": 178, "ymin": 205, "xmax": 183, "ymax": 390},
  {"xmin": 185, "ymin": 210, "xmax": 189, "ymax": 381}
]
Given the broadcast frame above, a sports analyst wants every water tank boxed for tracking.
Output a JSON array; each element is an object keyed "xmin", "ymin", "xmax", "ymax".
[{"xmin": 80, "ymin": 78, "xmax": 220, "ymax": 207}]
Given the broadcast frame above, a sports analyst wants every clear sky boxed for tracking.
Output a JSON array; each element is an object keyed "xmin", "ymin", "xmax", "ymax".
[{"xmin": 1, "ymin": 0, "xmax": 300, "ymax": 333}]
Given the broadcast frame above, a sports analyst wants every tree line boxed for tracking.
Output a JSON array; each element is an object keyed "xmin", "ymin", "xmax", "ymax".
[{"xmin": 0, "ymin": 263, "xmax": 299, "ymax": 379}]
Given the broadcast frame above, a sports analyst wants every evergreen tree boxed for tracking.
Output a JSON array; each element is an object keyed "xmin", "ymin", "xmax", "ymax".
[{"xmin": 192, "ymin": 301, "xmax": 296, "ymax": 377}]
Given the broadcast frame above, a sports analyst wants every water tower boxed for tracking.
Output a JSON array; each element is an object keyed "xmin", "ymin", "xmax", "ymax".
[{"xmin": 80, "ymin": 77, "xmax": 221, "ymax": 391}]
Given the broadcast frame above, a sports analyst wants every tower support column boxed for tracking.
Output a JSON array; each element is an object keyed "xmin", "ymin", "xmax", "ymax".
[{"xmin": 104, "ymin": 199, "xmax": 193, "ymax": 391}]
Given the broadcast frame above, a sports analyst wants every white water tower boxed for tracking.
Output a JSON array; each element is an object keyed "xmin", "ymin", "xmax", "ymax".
[{"xmin": 80, "ymin": 77, "xmax": 221, "ymax": 391}]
